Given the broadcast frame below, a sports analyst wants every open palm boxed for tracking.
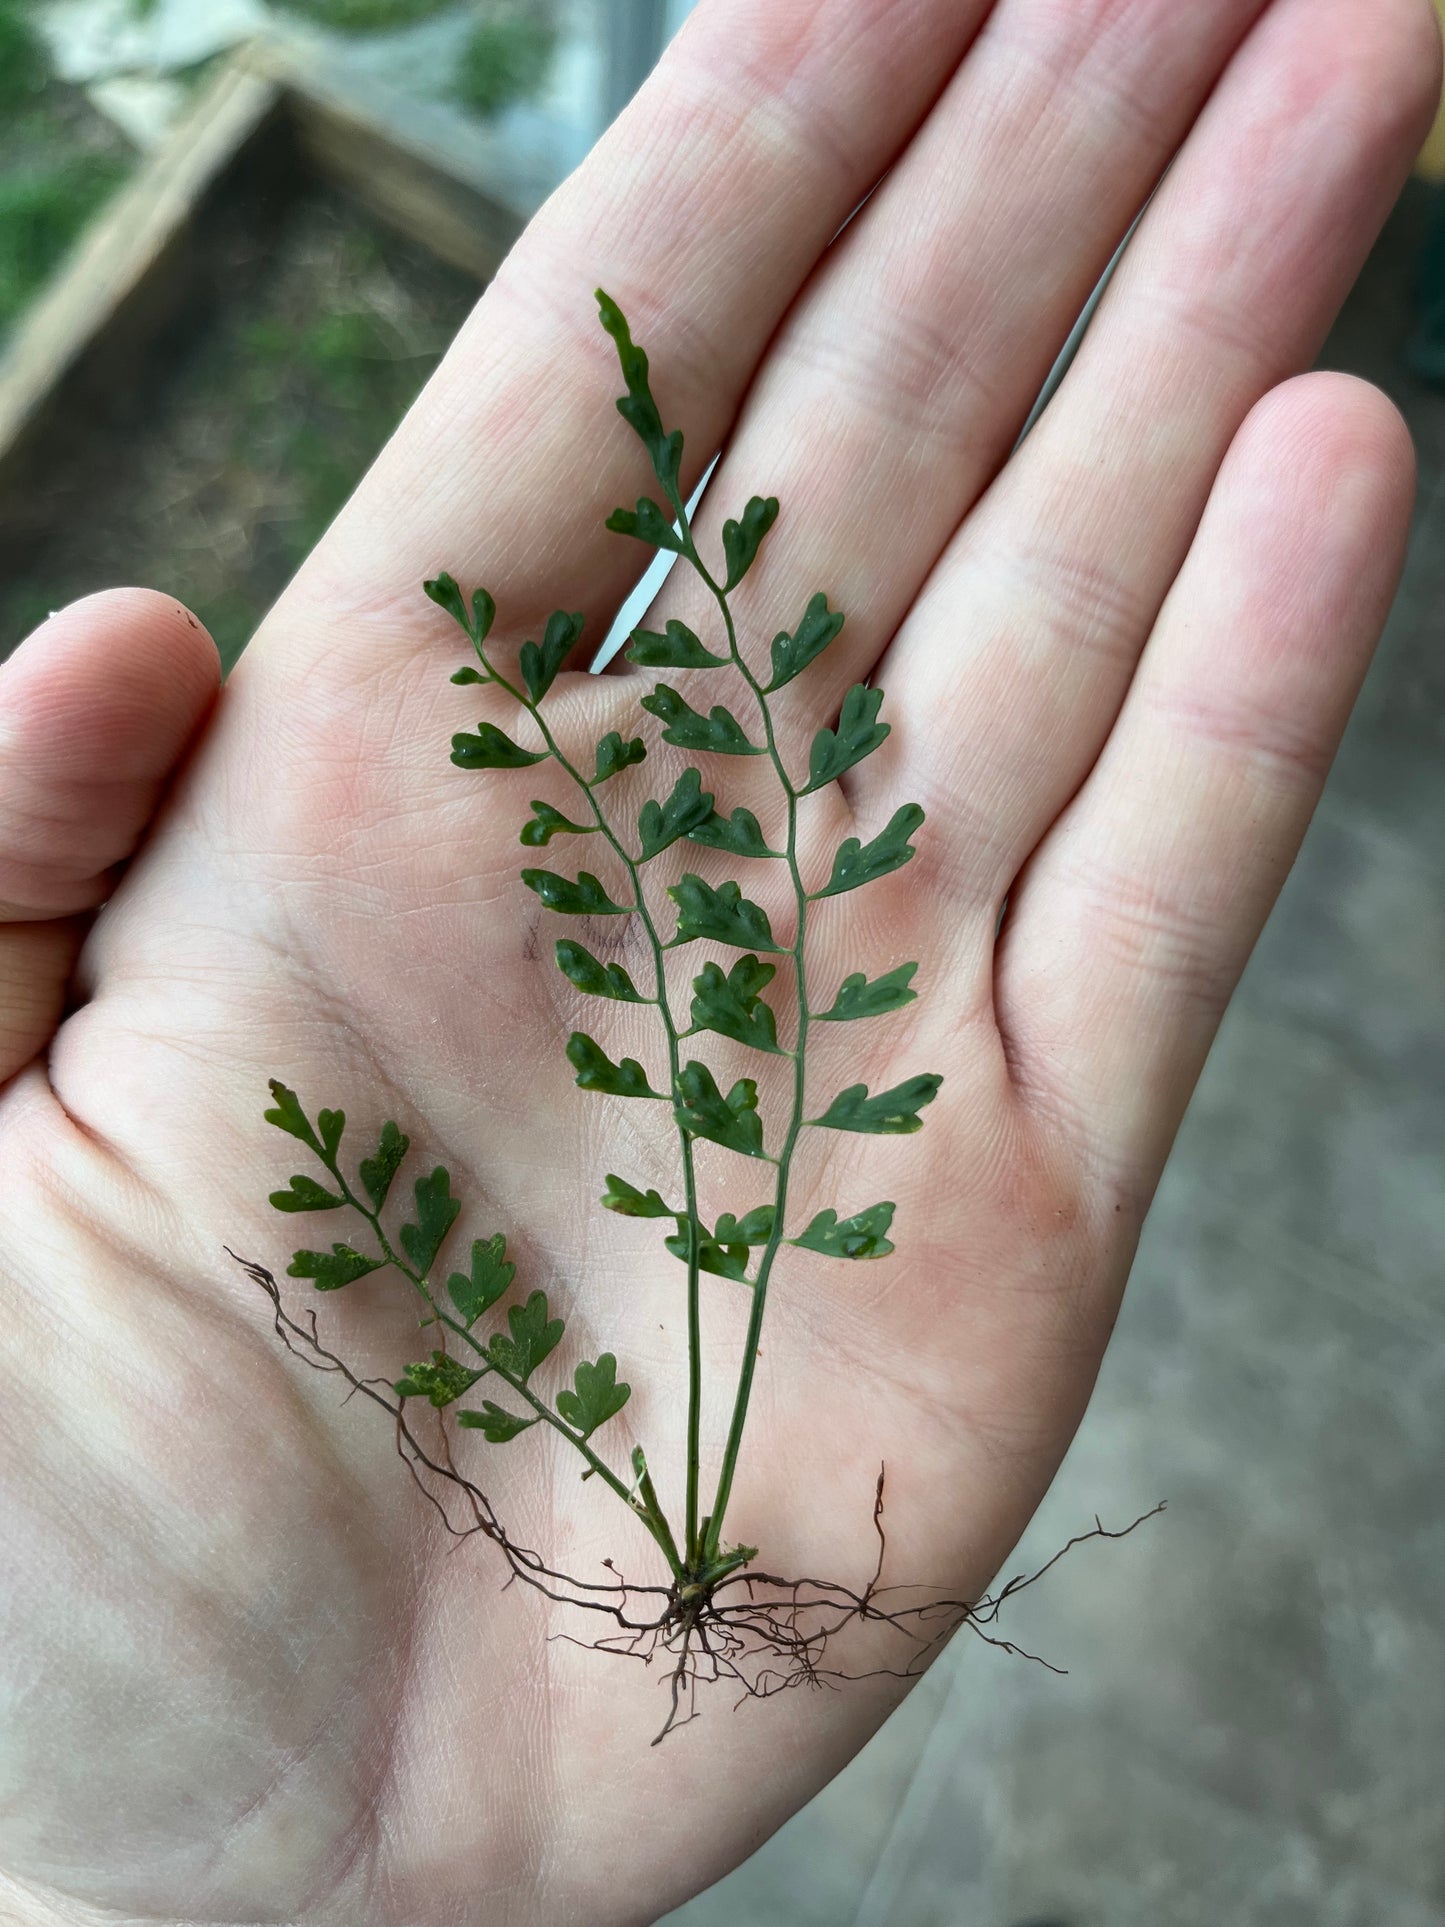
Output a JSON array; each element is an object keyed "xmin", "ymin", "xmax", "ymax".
[{"xmin": 0, "ymin": 0, "xmax": 1435, "ymax": 1921}]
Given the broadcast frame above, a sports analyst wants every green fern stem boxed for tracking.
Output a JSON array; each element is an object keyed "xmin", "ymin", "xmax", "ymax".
[
  {"xmin": 461, "ymin": 634, "xmax": 710, "ymax": 1572},
  {"xmin": 665, "ymin": 516, "xmax": 811, "ymax": 1567}
]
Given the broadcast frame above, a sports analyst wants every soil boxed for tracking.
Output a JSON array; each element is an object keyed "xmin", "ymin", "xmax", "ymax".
[{"xmin": 0, "ymin": 190, "xmax": 481, "ymax": 669}]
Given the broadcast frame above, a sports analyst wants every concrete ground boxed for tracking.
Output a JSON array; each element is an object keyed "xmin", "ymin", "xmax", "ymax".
[{"xmin": 661, "ymin": 182, "xmax": 1445, "ymax": 1927}]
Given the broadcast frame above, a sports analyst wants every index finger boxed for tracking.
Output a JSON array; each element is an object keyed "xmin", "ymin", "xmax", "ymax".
[{"xmin": 250, "ymin": 0, "xmax": 996, "ymax": 683}]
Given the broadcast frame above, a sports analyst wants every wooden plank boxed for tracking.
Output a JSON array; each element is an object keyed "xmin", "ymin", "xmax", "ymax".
[
  {"xmin": 0, "ymin": 58, "xmax": 287, "ymax": 522},
  {"xmin": 1418, "ymin": 0, "xmax": 1445, "ymax": 181},
  {"xmin": 243, "ymin": 36, "xmax": 527, "ymax": 280}
]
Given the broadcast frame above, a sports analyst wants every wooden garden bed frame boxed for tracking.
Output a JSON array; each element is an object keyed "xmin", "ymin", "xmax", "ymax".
[{"xmin": 0, "ymin": 34, "xmax": 526, "ymax": 557}]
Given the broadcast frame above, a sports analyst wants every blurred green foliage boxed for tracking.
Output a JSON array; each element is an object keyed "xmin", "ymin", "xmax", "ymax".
[
  {"xmin": 455, "ymin": 7, "xmax": 556, "ymax": 117},
  {"xmin": 0, "ymin": 157, "xmax": 128, "ymax": 332},
  {"xmin": 0, "ymin": 2, "xmax": 48, "ymax": 109},
  {"xmin": 0, "ymin": 2, "xmax": 131, "ymax": 339},
  {"xmin": 281, "ymin": 0, "xmax": 456, "ymax": 29},
  {"xmin": 281, "ymin": 0, "xmax": 556, "ymax": 118}
]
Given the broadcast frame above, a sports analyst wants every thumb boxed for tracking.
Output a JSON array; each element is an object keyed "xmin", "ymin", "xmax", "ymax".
[{"xmin": 0, "ymin": 589, "xmax": 219, "ymax": 1085}]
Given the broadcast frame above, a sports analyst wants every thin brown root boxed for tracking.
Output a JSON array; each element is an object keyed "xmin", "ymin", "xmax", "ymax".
[{"xmin": 232, "ymin": 1250, "xmax": 1164, "ymax": 1744}]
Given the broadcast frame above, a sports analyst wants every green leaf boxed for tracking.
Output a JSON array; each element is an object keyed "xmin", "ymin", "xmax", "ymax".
[
  {"xmin": 425, "ymin": 573, "xmax": 494, "ymax": 643},
  {"xmin": 448, "ymin": 1233, "xmax": 515, "ymax": 1326},
  {"xmin": 664, "ymin": 1227, "xmax": 750, "ymax": 1281},
  {"xmin": 803, "ymin": 684, "xmax": 890, "ymax": 793},
  {"xmin": 400, "ymin": 1167, "xmax": 461, "ymax": 1277},
  {"xmin": 520, "ymin": 609, "xmax": 584, "ymax": 705},
  {"xmin": 625, "ymin": 618, "xmax": 726, "ymax": 669},
  {"xmin": 593, "ymin": 731, "xmax": 647, "ymax": 784},
  {"xmin": 565, "ymin": 1031, "xmax": 664, "ymax": 1099},
  {"xmin": 554, "ymin": 939, "xmax": 646, "ymax": 1002},
  {"xmin": 489, "ymin": 1290, "xmax": 564, "ymax": 1384},
  {"xmin": 471, "ymin": 588, "xmax": 496, "ymax": 642},
  {"xmin": 640, "ymin": 684, "xmax": 762, "ymax": 757},
  {"xmin": 269, "ymin": 1174, "xmax": 345, "ymax": 1212},
  {"xmin": 815, "ymin": 804, "xmax": 925, "ymax": 899},
  {"xmin": 673, "ymin": 1062, "xmax": 765, "ymax": 1157},
  {"xmin": 595, "ymin": 289, "xmax": 684, "ymax": 495},
  {"xmin": 424, "ymin": 571, "xmax": 467, "ymax": 629},
  {"xmin": 264, "ymin": 1079, "xmax": 321, "ymax": 1156},
  {"xmin": 669, "ymin": 875, "xmax": 783, "ymax": 952},
  {"xmin": 522, "ymin": 869, "xmax": 631, "ymax": 916},
  {"xmin": 814, "ymin": 962, "xmax": 919, "ymax": 1022},
  {"xmin": 811, "ymin": 1074, "xmax": 943, "ymax": 1135},
  {"xmin": 687, "ymin": 804, "xmax": 775, "ymax": 859},
  {"xmin": 450, "ymin": 665, "xmax": 486, "ymax": 685},
  {"xmin": 394, "ymin": 1350, "xmax": 484, "ymax": 1408},
  {"xmin": 556, "ymin": 1353, "xmax": 631, "ymax": 1437},
  {"xmin": 287, "ymin": 1244, "xmax": 386, "ymax": 1291},
  {"xmin": 722, "ymin": 494, "xmax": 779, "ymax": 590},
  {"xmin": 601, "ymin": 1174, "xmax": 676, "ymax": 1218},
  {"xmin": 457, "ymin": 1400, "xmax": 538, "ymax": 1442},
  {"xmin": 689, "ymin": 955, "xmax": 782, "ymax": 1053},
  {"xmin": 792, "ymin": 1201, "xmax": 896, "ymax": 1259},
  {"xmin": 638, "ymin": 768, "xmax": 714, "ymax": 859},
  {"xmin": 359, "ymin": 1120, "xmax": 410, "ymax": 1211},
  {"xmin": 606, "ymin": 497, "xmax": 684, "ymax": 553},
  {"xmin": 451, "ymin": 722, "xmax": 549, "ymax": 771},
  {"xmin": 316, "ymin": 1108, "xmax": 345, "ymax": 1160},
  {"xmin": 521, "ymin": 800, "xmax": 594, "ymax": 848},
  {"xmin": 714, "ymin": 1206, "xmax": 775, "ymax": 1245},
  {"xmin": 766, "ymin": 591, "xmax": 845, "ymax": 692}
]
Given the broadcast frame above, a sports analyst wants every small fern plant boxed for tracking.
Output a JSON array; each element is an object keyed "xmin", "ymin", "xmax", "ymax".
[{"xmin": 252, "ymin": 291, "xmax": 952, "ymax": 1704}]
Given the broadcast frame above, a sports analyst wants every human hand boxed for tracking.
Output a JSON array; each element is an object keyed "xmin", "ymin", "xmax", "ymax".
[{"xmin": 0, "ymin": 0, "xmax": 1436, "ymax": 1920}]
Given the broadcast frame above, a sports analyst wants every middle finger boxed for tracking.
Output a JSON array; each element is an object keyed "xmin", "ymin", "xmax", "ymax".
[
  {"xmin": 626, "ymin": 0, "xmax": 1275, "ymax": 768},
  {"xmin": 869, "ymin": 0, "xmax": 1435, "ymax": 915}
]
